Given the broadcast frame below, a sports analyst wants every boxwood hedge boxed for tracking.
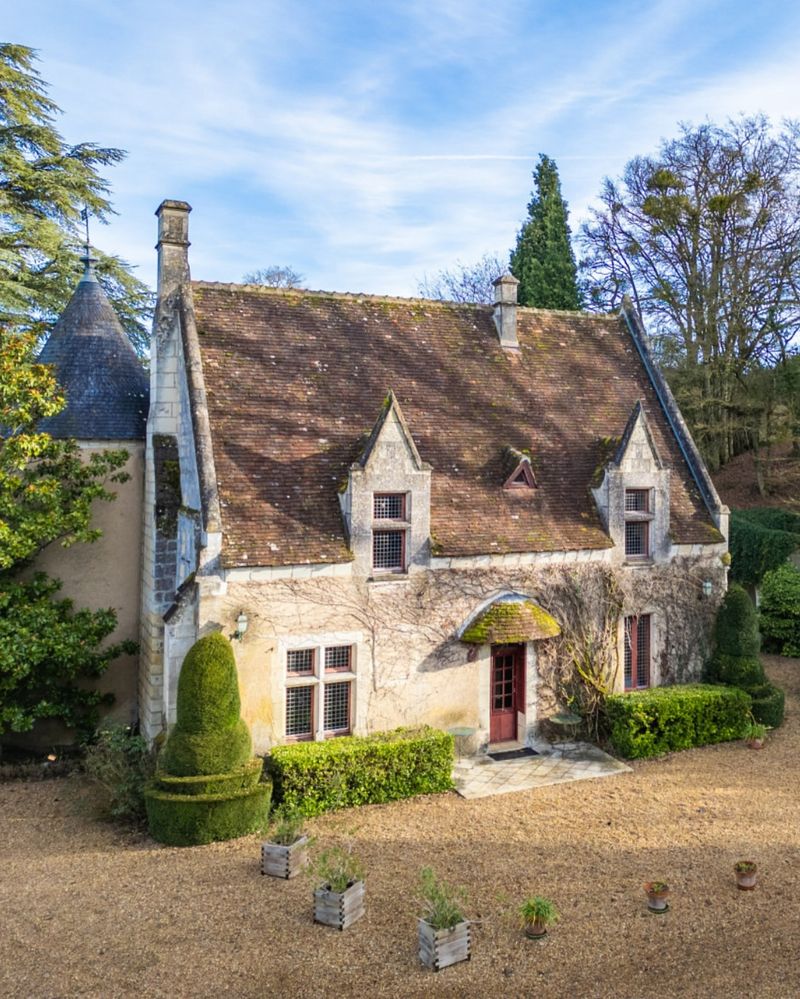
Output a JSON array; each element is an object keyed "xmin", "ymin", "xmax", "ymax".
[
  {"xmin": 266, "ymin": 726, "xmax": 454, "ymax": 816},
  {"xmin": 606, "ymin": 684, "xmax": 751, "ymax": 760}
]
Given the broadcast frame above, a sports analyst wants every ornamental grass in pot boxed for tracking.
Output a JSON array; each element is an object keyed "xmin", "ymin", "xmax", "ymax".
[
  {"xmin": 744, "ymin": 721, "xmax": 767, "ymax": 750},
  {"xmin": 519, "ymin": 896, "xmax": 559, "ymax": 939},
  {"xmin": 261, "ymin": 807, "xmax": 309, "ymax": 880},
  {"xmin": 311, "ymin": 845, "xmax": 365, "ymax": 930},
  {"xmin": 417, "ymin": 867, "xmax": 471, "ymax": 972}
]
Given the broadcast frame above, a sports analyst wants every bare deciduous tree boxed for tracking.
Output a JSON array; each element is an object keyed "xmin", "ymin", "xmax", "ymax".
[{"xmin": 417, "ymin": 253, "xmax": 506, "ymax": 304}]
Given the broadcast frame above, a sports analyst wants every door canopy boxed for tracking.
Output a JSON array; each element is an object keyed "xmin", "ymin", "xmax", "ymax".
[{"xmin": 460, "ymin": 595, "xmax": 561, "ymax": 645}]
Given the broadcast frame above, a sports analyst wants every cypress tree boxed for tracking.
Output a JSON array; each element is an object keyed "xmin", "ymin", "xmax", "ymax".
[{"xmin": 510, "ymin": 155, "xmax": 582, "ymax": 310}]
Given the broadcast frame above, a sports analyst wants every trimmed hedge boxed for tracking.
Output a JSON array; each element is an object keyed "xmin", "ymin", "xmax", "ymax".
[
  {"xmin": 747, "ymin": 683, "xmax": 786, "ymax": 729},
  {"xmin": 266, "ymin": 726, "xmax": 454, "ymax": 817},
  {"xmin": 145, "ymin": 781, "xmax": 272, "ymax": 847},
  {"xmin": 729, "ymin": 509, "xmax": 800, "ymax": 586},
  {"xmin": 759, "ymin": 562, "xmax": 800, "ymax": 657},
  {"xmin": 152, "ymin": 758, "xmax": 263, "ymax": 797},
  {"xmin": 606, "ymin": 684, "xmax": 751, "ymax": 760}
]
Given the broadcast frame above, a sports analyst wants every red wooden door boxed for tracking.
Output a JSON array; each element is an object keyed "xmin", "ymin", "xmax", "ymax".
[{"xmin": 490, "ymin": 644, "xmax": 525, "ymax": 742}]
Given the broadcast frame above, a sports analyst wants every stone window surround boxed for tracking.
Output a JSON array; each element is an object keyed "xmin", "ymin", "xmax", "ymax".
[
  {"xmin": 279, "ymin": 630, "xmax": 364, "ymax": 742},
  {"xmin": 624, "ymin": 487, "xmax": 654, "ymax": 561}
]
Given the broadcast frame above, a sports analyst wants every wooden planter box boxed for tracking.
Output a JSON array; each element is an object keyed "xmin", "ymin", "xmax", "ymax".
[
  {"xmin": 261, "ymin": 836, "xmax": 309, "ymax": 880},
  {"xmin": 313, "ymin": 880, "xmax": 365, "ymax": 930},
  {"xmin": 418, "ymin": 918, "xmax": 471, "ymax": 971}
]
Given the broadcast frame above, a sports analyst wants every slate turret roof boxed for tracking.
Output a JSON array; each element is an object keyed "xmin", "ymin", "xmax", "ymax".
[
  {"xmin": 38, "ymin": 259, "xmax": 149, "ymax": 440},
  {"xmin": 189, "ymin": 282, "xmax": 722, "ymax": 568}
]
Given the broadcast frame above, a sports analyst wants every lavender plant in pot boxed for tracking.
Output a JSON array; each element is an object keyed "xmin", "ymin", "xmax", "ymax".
[
  {"xmin": 261, "ymin": 807, "xmax": 309, "ymax": 879},
  {"xmin": 417, "ymin": 867, "xmax": 471, "ymax": 971},
  {"xmin": 311, "ymin": 845, "xmax": 365, "ymax": 930}
]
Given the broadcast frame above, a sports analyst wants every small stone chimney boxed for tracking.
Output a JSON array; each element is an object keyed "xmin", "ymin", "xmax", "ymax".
[
  {"xmin": 155, "ymin": 200, "xmax": 192, "ymax": 300},
  {"xmin": 493, "ymin": 272, "xmax": 520, "ymax": 350}
]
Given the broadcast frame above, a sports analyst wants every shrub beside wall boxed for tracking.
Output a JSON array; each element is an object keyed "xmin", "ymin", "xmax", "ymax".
[
  {"xmin": 606, "ymin": 684, "xmax": 751, "ymax": 759},
  {"xmin": 266, "ymin": 726, "xmax": 454, "ymax": 817},
  {"xmin": 759, "ymin": 563, "xmax": 800, "ymax": 658}
]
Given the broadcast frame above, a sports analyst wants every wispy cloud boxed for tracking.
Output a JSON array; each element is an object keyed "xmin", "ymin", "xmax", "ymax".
[{"xmin": 6, "ymin": 0, "xmax": 800, "ymax": 295}]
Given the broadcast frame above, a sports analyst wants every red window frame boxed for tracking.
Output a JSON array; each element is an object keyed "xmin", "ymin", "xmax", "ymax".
[
  {"xmin": 624, "ymin": 614, "xmax": 651, "ymax": 690},
  {"xmin": 324, "ymin": 645, "xmax": 352, "ymax": 673},
  {"xmin": 285, "ymin": 685, "xmax": 314, "ymax": 741},
  {"xmin": 323, "ymin": 680, "xmax": 352, "ymax": 736},
  {"xmin": 373, "ymin": 493, "xmax": 406, "ymax": 520},
  {"xmin": 286, "ymin": 647, "xmax": 315, "ymax": 676}
]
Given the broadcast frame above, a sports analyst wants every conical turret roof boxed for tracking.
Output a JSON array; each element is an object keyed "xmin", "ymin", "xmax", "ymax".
[{"xmin": 38, "ymin": 259, "xmax": 149, "ymax": 440}]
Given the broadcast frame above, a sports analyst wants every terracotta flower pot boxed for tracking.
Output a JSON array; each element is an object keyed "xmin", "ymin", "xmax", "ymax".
[
  {"xmin": 746, "ymin": 737, "xmax": 764, "ymax": 750},
  {"xmin": 523, "ymin": 918, "xmax": 548, "ymax": 939}
]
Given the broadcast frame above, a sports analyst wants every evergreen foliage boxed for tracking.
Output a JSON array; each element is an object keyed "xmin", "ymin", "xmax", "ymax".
[
  {"xmin": 705, "ymin": 584, "xmax": 785, "ymax": 729},
  {"xmin": 0, "ymin": 43, "xmax": 151, "ymax": 352},
  {"xmin": 158, "ymin": 632, "xmax": 252, "ymax": 777},
  {"xmin": 0, "ymin": 326, "xmax": 129, "ymax": 569},
  {"xmin": 729, "ymin": 509, "xmax": 800, "ymax": 586},
  {"xmin": 266, "ymin": 726, "xmax": 455, "ymax": 817},
  {"xmin": 83, "ymin": 725, "xmax": 156, "ymax": 823},
  {"xmin": 606, "ymin": 684, "xmax": 751, "ymax": 759},
  {"xmin": 759, "ymin": 562, "xmax": 800, "ymax": 657},
  {"xmin": 0, "ymin": 574, "xmax": 136, "ymax": 738},
  {"xmin": 146, "ymin": 633, "xmax": 270, "ymax": 846},
  {"xmin": 711, "ymin": 585, "xmax": 763, "ymax": 659},
  {"xmin": 510, "ymin": 155, "xmax": 582, "ymax": 310}
]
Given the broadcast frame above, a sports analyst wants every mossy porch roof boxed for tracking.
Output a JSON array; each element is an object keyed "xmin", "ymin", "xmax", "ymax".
[
  {"xmin": 461, "ymin": 600, "xmax": 561, "ymax": 644},
  {"xmin": 191, "ymin": 283, "xmax": 718, "ymax": 568}
]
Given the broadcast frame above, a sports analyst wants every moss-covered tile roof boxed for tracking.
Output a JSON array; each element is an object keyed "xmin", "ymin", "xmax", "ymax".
[{"xmin": 190, "ymin": 283, "xmax": 718, "ymax": 568}]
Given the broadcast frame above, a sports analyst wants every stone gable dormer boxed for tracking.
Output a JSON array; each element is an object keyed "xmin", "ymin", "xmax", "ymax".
[
  {"xmin": 339, "ymin": 391, "xmax": 432, "ymax": 577},
  {"xmin": 592, "ymin": 401, "xmax": 671, "ymax": 563}
]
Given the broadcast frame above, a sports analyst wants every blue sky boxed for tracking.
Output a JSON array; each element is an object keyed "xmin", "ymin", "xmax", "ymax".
[{"xmin": 7, "ymin": 1, "xmax": 800, "ymax": 296}]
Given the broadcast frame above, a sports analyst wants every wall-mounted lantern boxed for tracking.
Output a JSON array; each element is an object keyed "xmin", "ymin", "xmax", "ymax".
[
  {"xmin": 702, "ymin": 580, "xmax": 713, "ymax": 599},
  {"xmin": 233, "ymin": 611, "xmax": 249, "ymax": 641}
]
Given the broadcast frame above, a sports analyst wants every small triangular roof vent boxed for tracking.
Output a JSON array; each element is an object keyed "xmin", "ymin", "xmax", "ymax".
[{"xmin": 502, "ymin": 446, "xmax": 537, "ymax": 490}]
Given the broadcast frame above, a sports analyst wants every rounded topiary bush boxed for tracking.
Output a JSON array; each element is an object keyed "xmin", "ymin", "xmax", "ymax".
[
  {"xmin": 746, "ymin": 683, "xmax": 786, "ymax": 729},
  {"xmin": 146, "ymin": 632, "xmax": 270, "ymax": 846},
  {"xmin": 706, "ymin": 652, "xmax": 765, "ymax": 688}
]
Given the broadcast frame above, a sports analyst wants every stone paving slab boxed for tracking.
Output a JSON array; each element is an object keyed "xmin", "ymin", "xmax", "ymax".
[{"xmin": 453, "ymin": 742, "xmax": 631, "ymax": 799}]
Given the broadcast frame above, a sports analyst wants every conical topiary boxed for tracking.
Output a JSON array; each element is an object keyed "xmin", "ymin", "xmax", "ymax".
[
  {"xmin": 705, "ymin": 584, "xmax": 784, "ymax": 728},
  {"xmin": 706, "ymin": 584, "xmax": 765, "ymax": 687},
  {"xmin": 159, "ymin": 631, "xmax": 252, "ymax": 776},
  {"xmin": 145, "ymin": 632, "xmax": 271, "ymax": 845}
]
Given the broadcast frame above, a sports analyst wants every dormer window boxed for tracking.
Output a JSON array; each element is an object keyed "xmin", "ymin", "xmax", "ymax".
[
  {"xmin": 625, "ymin": 489, "xmax": 653, "ymax": 560},
  {"xmin": 372, "ymin": 492, "xmax": 408, "ymax": 573}
]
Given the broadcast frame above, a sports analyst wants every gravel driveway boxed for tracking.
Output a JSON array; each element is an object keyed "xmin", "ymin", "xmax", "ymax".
[{"xmin": 1, "ymin": 655, "xmax": 798, "ymax": 999}]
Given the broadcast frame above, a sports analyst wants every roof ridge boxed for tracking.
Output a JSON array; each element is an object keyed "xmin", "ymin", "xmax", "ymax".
[{"xmin": 190, "ymin": 280, "xmax": 619, "ymax": 320}]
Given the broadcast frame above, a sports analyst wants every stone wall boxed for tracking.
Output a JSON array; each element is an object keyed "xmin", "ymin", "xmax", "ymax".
[{"xmin": 196, "ymin": 547, "xmax": 727, "ymax": 754}]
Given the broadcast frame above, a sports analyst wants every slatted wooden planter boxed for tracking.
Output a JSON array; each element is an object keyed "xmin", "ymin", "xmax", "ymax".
[
  {"xmin": 418, "ymin": 918, "xmax": 471, "ymax": 971},
  {"xmin": 261, "ymin": 835, "xmax": 309, "ymax": 879},
  {"xmin": 313, "ymin": 880, "xmax": 365, "ymax": 930}
]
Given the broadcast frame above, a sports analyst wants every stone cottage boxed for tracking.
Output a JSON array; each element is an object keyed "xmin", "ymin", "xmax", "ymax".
[{"xmin": 139, "ymin": 200, "xmax": 729, "ymax": 754}]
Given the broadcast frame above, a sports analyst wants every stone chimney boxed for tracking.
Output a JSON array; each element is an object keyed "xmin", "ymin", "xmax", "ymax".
[
  {"xmin": 493, "ymin": 272, "xmax": 520, "ymax": 350},
  {"xmin": 155, "ymin": 200, "xmax": 192, "ymax": 300}
]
